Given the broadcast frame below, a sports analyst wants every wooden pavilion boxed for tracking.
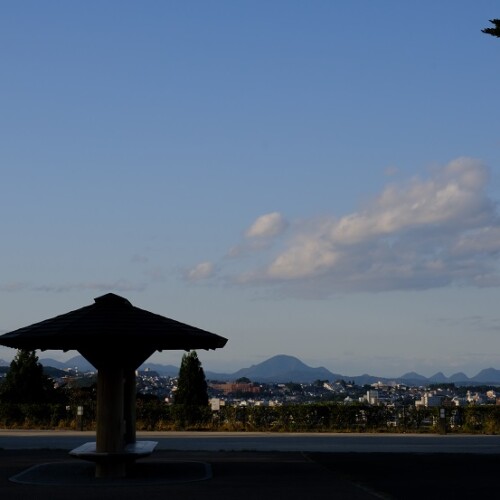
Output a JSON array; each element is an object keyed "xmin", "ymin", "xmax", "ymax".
[{"xmin": 0, "ymin": 293, "xmax": 228, "ymax": 478}]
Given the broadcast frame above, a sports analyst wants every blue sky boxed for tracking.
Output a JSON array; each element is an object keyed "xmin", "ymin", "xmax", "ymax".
[{"xmin": 1, "ymin": 1, "xmax": 500, "ymax": 378}]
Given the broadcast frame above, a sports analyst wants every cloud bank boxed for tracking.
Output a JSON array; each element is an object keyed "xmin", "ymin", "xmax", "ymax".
[{"xmin": 188, "ymin": 158, "xmax": 500, "ymax": 296}]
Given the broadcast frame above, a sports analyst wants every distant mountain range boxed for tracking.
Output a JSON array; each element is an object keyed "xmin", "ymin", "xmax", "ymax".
[{"xmin": 1, "ymin": 353, "xmax": 500, "ymax": 386}]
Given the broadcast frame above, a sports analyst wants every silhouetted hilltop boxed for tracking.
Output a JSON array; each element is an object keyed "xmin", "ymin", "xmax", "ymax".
[
  {"xmin": 1, "ymin": 353, "xmax": 497, "ymax": 386},
  {"xmin": 224, "ymin": 354, "xmax": 342, "ymax": 383}
]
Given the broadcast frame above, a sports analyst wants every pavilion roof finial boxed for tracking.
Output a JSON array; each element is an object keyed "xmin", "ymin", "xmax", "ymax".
[{"xmin": 94, "ymin": 293, "xmax": 132, "ymax": 307}]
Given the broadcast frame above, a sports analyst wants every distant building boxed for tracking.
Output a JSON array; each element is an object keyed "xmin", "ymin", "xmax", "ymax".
[
  {"xmin": 366, "ymin": 390, "xmax": 379, "ymax": 405},
  {"xmin": 415, "ymin": 393, "xmax": 443, "ymax": 408},
  {"xmin": 209, "ymin": 398, "xmax": 225, "ymax": 410},
  {"xmin": 466, "ymin": 390, "xmax": 484, "ymax": 405},
  {"xmin": 209, "ymin": 382, "xmax": 261, "ymax": 395}
]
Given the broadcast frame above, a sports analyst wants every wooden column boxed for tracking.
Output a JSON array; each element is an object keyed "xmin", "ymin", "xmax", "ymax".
[
  {"xmin": 123, "ymin": 368, "xmax": 137, "ymax": 445},
  {"xmin": 95, "ymin": 366, "xmax": 126, "ymax": 478}
]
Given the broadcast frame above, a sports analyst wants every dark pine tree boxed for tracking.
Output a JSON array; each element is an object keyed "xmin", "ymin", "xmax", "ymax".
[
  {"xmin": 482, "ymin": 19, "xmax": 500, "ymax": 37},
  {"xmin": 174, "ymin": 351, "xmax": 209, "ymax": 406},
  {"xmin": 0, "ymin": 349, "xmax": 61, "ymax": 404}
]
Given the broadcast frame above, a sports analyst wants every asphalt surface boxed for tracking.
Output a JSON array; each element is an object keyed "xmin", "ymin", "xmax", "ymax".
[
  {"xmin": 2, "ymin": 430, "xmax": 500, "ymax": 453},
  {"xmin": 0, "ymin": 432, "xmax": 499, "ymax": 499}
]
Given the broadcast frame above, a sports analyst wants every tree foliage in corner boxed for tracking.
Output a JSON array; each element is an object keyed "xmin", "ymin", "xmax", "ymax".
[
  {"xmin": 0, "ymin": 349, "xmax": 61, "ymax": 404},
  {"xmin": 482, "ymin": 19, "xmax": 500, "ymax": 38},
  {"xmin": 174, "ymin": 350, "xmax": 208, "ymax": 406}
]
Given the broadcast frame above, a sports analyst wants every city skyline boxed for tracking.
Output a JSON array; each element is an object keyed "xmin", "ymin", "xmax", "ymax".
[{"xmin": 1, "ymin": 2, "xmax": 500, "ymax": 378}]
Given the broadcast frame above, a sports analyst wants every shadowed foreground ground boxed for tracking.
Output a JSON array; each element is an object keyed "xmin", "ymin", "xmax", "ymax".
[
  {"xmin": 310, "ymin": 452, "xmax": 500, "ymax": 499},
  {"xmin": 0, "ymin": 449, "xmax": 498, "ymax": 499}
]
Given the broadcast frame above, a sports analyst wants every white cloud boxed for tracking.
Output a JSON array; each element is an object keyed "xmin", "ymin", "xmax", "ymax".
[
  {"xmin": 329, "ymin": 157, "xmax": 492, "ymax": 246},
  {"xmin": 267, "ymin": 227, "xmax": 338, "ymax": 280},
  {"xmin": 245, "ymin": 212, "xmax": 288, "ymax": 239},
  {"xmin": 233, "ymin": 158, "xmax": 500, "ymax": 295},
  {"xmin": 185, "ymin": 261, "xmax": 215, "ymax": 282},
  {"xmin": 224, "ymin": 212, "xmax": 289, "ymax": 260}
]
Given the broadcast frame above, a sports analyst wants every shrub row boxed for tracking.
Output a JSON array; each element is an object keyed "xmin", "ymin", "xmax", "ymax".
[{"xmin": 2, "ymin": 402, "xmax": 500, "ymax": 433}]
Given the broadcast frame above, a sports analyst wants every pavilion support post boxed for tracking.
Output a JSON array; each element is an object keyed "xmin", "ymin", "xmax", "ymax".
[
  {"xmin": 96, "ymin": 366, "xmax": 126, "ymax": 478},
  {"xmin": 123, "ymin": 368, "xmax": 137, "ymax": 445}
]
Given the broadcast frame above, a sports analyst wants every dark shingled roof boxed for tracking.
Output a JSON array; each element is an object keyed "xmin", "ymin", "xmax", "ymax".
[{"xmin": 0, "ymin": 293, "xmax": 228, "ymax": 369}]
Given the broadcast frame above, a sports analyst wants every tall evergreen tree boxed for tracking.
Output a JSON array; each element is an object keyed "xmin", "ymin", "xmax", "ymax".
[
  {"xmin": 482, "ymin": 19, "xmax": 500, "ymax": 38},
  {"xmin": 0, "ymin": 349, "xmax": 60, "ymax": 404},
  {"xmin": 174, "ymin": 350, "xmax": 208, "ymax": 406}
]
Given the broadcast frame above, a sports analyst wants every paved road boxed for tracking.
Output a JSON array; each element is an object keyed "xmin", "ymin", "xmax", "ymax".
[
  {"xmin": 1, "ymin": 429, "xmax": 500, "ymax": 453},
  {"xmin": 2, "ymin": 431, "xmax": 500, "ymax": 499}
]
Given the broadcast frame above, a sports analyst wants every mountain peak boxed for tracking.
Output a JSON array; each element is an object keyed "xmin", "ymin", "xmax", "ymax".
[
  {"xmin": 228, "ymin": 354, "xmax": 339, "ymax": 383},
  {"xmin": 472, "ymin": 367, "xmax": 500, "ymax": 383},
  {"xmin": 256, "ymin": 354, "xmax": 309, "ymax": 370},
  {"xmin": 429, "ymin": 372, "xmax": 448, "ymax": 382}
]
